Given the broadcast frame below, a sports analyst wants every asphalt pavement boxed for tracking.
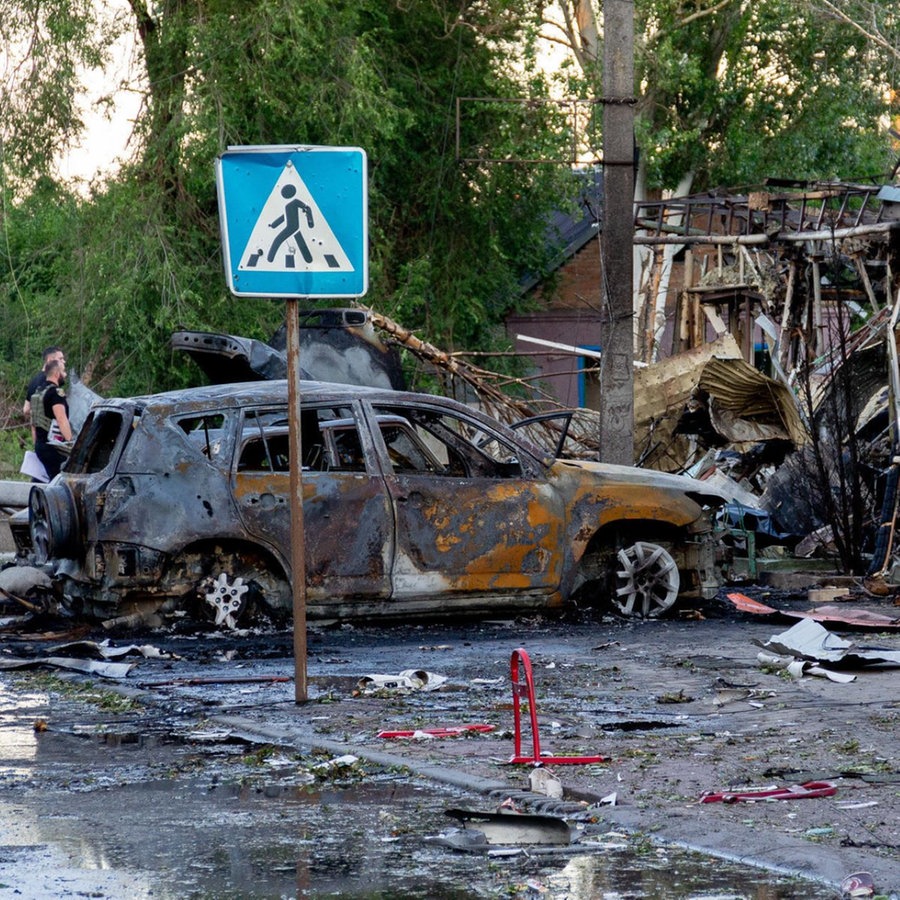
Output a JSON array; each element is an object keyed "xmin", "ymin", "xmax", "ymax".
[
  {"xmin": 2, "ymin": 587, "xmax": 899, "ymax": 897},
  {"xmin": 93, "ymin": 590, "xmax": 900, "ymax": 895}
]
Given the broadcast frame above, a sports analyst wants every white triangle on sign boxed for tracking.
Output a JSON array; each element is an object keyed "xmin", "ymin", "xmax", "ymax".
[{"xmin": 238, "ymin": 162, "xmax": 354, "ymax": 273}]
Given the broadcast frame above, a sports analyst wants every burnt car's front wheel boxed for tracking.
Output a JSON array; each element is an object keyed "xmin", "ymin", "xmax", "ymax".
[
  {"xmin": 611, "ymin": 541, "xmax": 679, "ymax": 618},
  {"xmin": 29, "ymin": 485, "xmax": 79, "ymax": 564}
]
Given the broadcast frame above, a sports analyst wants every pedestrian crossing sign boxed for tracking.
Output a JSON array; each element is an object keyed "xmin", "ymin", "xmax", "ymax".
[{"xmin": 215, "ymin": 145, "xmax": 368, "ymax": 298}]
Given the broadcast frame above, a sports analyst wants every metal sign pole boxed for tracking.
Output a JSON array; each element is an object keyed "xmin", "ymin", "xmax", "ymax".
[
  {"xmin": 216, "ymin": 145, "xmax": 367, "ymax": 704},
  {"xmin": 286, "ymin": 298, "xmax": 308, "ymax": 702}
]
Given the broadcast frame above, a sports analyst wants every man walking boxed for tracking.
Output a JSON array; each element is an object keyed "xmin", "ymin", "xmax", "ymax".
[
  {"xmin": 31, "ymin": 357, "xmax": 72, "ymax": 481},
  {"xmin": 22, "ymin": 346, "xmax": 65, "ymax": 436}
]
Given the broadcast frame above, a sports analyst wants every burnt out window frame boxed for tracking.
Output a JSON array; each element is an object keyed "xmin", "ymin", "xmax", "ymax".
[
  {"xmin": 172, "ymin": 411, "xmax": 230, "ymax": 462},
  {"xmin": 236, "ymin": 403, "xmax": 369, "ymax": 474},
  {"xmin": 237, "ymin": 407, "xmax": 293, "ymax": 474},
  {"xmin": 375, "ymin": 415, "xmax": 447, "ymax": 476},
  {"xmin": 238, "ymin": 428, "xmax": 291, "ymax": 472},
  {"xmin": 319, "ymin": 418, "xmax": 368, "ymax": 472},
  {"xmin": 64, "ymin": 408, "xmax": 132, "ymax": 475},
  {"xmin": 368, "ymin": 403, "xmax": 543, "ymax": 480}
]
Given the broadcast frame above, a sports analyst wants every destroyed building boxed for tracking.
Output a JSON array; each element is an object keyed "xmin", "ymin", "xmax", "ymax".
[{"xmin": 502, "ymin": 179, "xmax": 900, "ymax": 578}]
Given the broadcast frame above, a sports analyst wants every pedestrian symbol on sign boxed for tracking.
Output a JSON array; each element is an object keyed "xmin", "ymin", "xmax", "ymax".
[
  {"xmin": 216, "ymin": 144, "xmax": 367, "ymax": 298},
  {"xmin": 238, "ymin": 161, "xmax": 354, "ymax": 274},
  {"xmin": 266, "ymin": 185, "xmax": 315, "ymax": 265}
]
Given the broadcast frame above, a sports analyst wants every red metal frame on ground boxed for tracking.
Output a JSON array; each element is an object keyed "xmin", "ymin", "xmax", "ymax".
[{"xmin": 509, "ymin": 647, "xmax": 609, "ymax": 765}]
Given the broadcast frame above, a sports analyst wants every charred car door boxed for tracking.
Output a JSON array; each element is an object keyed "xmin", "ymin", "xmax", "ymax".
[
  {"xmin": 232, "ymin": 404, "xmax": 393, "ymax": 604},
  {"xmin": 366, "ymin": 402, "xmax": 565, "ymax": 603}
]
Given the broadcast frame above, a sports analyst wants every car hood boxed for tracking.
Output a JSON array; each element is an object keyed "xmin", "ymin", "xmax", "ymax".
[{"xmin": 555, "ymin": 458, "xmax": 729, "ymax": 505}]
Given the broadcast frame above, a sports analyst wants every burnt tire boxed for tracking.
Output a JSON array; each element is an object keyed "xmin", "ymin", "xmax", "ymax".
[
  {"xmin": 29, "ymin": 484, "xmax": 79, "ymax": 563},
  {"xmin": 164, "ymin": 545, "xmax": 291, "ymax": 629}
]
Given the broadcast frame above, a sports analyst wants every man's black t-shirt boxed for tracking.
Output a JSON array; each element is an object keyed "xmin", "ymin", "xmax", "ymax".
[
  {"xmin": 33, "ymin": 382, "xmax": 68, "ymax": 481},
  {"xmin": 25, "ymin": 370, "xmax": 47, "ymax": 403},
  {"xmin": 35, "ymin": 384, "xmax": 68, "ymax": 444}
]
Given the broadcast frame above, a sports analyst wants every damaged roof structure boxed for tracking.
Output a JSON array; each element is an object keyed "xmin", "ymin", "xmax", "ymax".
[{"xmin": 629, "ymin": 182, "xmax": 900, "ymax": 578}]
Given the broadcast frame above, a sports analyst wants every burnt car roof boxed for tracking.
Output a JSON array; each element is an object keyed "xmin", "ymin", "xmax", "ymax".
[
  {"xmin": 112, "ymin": 379, "xmax": 385, "ymax": 412},
  {"xmin": 95, "ymin": 380, "xmax": 552, "ymax": 462}
]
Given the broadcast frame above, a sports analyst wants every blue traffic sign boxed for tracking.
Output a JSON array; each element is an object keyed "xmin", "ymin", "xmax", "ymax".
[{"xmin": 215, "ymin": 145, "xmax": 368, "ymax": 298}]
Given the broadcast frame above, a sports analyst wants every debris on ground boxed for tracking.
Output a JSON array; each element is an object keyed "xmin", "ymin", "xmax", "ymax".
[
  {"xmin": 727, "ymin": 592, "xmax": 900, "ymax": 629},
  {"xmin": 0, "ymin": 636, "xmax": 179, "ymax": 679},
  {"xmin": 48, "ymin": 639, "xmax": 179, "ymax": 661},
  {"xmin": 756, "ymin": 650, "xmax": 858, "ymax": 683},
  {"xmin": 0, "ymin": 654, "xmax": 135, "ymax": 679},
  {"xmin": 310, "ymin": 754, "xmax": 360, "ymax": 775},
  {"xmin": 357, "ymin": 669, "xmax": 448, "ymax": 693},
  {"xmin": 700, "ymin": 780, "xmax": 837, "ymax": 803},
  {"xmin": 0, "ymin": 565, "xmax": 51, "ymax": 596},
  {"xmin": 528, "ymin": 767, "xmax": 564, "ymax": 799},
  {"xmin": 377, "ymin": 724, "xmax": 495, "ymax": 740},
  {"xmin": 840, "ymin": 871, "xmax": 876, "ymax": 899},
  {"xmin": 756, "ymin": 617, "xmax": 900, "ymax": 670},
  {"xmin": 442, "ymin": 808, "xmax": 572, "ymax": 846}
]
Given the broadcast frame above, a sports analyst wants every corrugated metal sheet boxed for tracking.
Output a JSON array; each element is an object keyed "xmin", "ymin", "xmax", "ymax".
[
  {"xmin": 699, "ymin": 358, "xmax": 806, "ymax": 446},
  {"xmin": 635, "ymin": 334, "xmax": 743, "ymax": 470}
]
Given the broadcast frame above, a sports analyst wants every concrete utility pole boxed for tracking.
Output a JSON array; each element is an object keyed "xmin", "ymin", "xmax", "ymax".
[{"xmin": 600, "ymin": 0, "xmax": 636, "ymax": 465}]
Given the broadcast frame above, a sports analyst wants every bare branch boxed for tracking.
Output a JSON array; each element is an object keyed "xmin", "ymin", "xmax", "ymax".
[
  {"xmin": 680, "ymin": 0, "xmax": 740, "ymax": 28},
  {"xmin": 808, "ymin": 0, "xmax": 900, "ymax": 62}
]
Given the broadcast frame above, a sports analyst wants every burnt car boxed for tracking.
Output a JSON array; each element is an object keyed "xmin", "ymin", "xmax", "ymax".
[{"xmin": 18, "ymin": 380, "xmax": 728, "ymax": 626}]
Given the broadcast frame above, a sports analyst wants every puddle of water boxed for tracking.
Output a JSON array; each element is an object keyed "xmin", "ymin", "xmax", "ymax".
[
  {"xmin": 0, "ymin": 686, "xmax": 43, "ymax": 778},
  {"xmin": 7, "ymin": 771, "xmax": 837, "ymax": 900},
  {"xmin": 543, "ymin": 849, "xmax": 827, "ymax": 899}
]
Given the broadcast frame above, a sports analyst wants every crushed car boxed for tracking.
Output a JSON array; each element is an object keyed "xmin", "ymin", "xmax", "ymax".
[{"xmin": 13, "ymin": 380, "xmax": 729, "ymax": 627}]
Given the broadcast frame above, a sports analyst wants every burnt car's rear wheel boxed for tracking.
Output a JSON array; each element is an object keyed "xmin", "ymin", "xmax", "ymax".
[
  {"xmin": 203, "ymin": 571, "xmax": 250, "ymax": 628},
  {"xmin": 166, "ymin": 544, "xmax": 291, "ymax": 629},
  {"xmin": 29, "ymin": 485, "xmax": 79, "ymax": 563},
  {"xmin": 611, "ymin": 541, "xmax": 679, "ymax": 618},
  {"xmin": 202, "ymin": 552, "xmax": 290, "ymax": 628}
]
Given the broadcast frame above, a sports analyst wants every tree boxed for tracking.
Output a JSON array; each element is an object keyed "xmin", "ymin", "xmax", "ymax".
[
  {"xmin": 1, "ymin": 0, "xmax": 574, "ymax": 416},
  {"xmin": 808, "ymin": 1, "xmax": 900, "ymax": 66},
  {"xmin": 549, "ymin": 0, "xmax": 897, "ymax": 194},
  {"xmin": 0, "ymin": 0, "xmax": 125, "ymax": 183}
]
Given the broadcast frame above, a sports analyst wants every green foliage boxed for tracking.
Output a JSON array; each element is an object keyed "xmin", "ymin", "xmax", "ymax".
[
  {"xmin": 125, "ymin": 0, "xmax": 575, "ymax": 352},
  {"xmin": 12, "ymin": 672, "xmax": 141, "ymax": 712},
  {"xmin": 0, "ymin": 0, "xmax": 123, "ymax": 181},
  {"xmin": 1, "ymin": 0, "xmax": 573, "ymax": 434},
  {"xmin": 632, "ymin": 0, "xmax": 896, "ymax": 191}
]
